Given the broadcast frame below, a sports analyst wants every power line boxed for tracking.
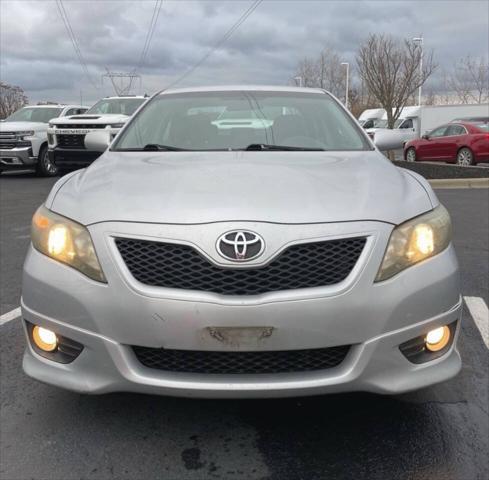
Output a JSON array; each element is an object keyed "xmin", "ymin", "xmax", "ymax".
[
  {"xmin": 165, "ymin": 0, "xmax": 264, "ymax": 89},
  {"xmin": 136, "ymin": 0, "xmax": 164, "ymax": 72},
  {"xmin": 103, "ymin": 68, "xmax": 142, "ymax": 96},
  {"xmin": 55, "ymin": 0, "xmax": 99, "ymax": 89}
]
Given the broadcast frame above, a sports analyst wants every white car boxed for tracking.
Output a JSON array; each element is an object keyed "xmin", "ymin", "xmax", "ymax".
[
  {"xmin": 0, "ymin": 105, "xmax": 87, "ymax": 176},
  {"xmin": 47, "ymin": 96, "xmax": 147, "ymax": 173}
]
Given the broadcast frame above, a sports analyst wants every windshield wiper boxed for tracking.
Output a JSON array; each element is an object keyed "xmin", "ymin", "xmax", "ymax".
[
  {"xmin": 142, "ymin": 144, "xmax": 187, "ymax": 151},
  {"xmin": 243, "ymin": 143, "xmax": 324, "ymax": 151}
]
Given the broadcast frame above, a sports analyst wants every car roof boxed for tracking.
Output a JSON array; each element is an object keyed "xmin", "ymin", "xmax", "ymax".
[
  {"xmin": 157, "ymin": 85, "xmax": 328, "ymax": 96},
  {"xmin": 22, "ymin": 104, "xmax": 84, "ymax": 109},
  {"xmin": 102, "ymin": 96, "xmax": 146, "ymax": 99},
  {"xmin": 24, "ymin": 105, "xmax": 66, "ymax": 109},
  {"xmin": 451, "ymin": 116, "xmax": 489, "ymax": 121}
]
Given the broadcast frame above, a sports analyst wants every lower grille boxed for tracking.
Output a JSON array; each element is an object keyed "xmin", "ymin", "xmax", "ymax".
[
  {"xmin": 115, "ymin": 237, "xmax": 366, "ymax": 296},
  {"xmin": 132, "ymin": 345, "xmax": 350, "ymax": 374},
  {"xmin": 0, "ymin": 142, "xmax": 16, "ymax": 149},
  {"xmin": 57, "ymin": 134, "xmax": 86, "ymax": 149}
]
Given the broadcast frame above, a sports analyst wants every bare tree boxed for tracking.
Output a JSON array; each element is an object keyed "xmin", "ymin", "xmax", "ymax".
[
  {"xmin": 294, "ymin": 57, "xmax": 319, "ymax": 88},
  {"xmin": 0, "ymin": 82, "xmax": 28, "ymax": 119},
  {"xmin": 447, "ymin": 56, "xmax": 489, "ymax": 104},
  {"xmin": 356, "ymin": 34, "xmax": 436, "ymax": 128},
  {"xmin": 292, "ymin": 46, "xmax": 346, "ymax": 99}
]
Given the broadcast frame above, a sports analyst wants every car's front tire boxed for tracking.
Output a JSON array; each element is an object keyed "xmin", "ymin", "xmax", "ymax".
[
  {"xmin": 36, "ymin": 146, "xmax": 59, "ymax": 177},
  {"xmin": 405, "ymin": 147, "xmax": 417, "ymax": 162},
  {"xmin": 456, "ymin": 147, "xmax": 474, "ymax": 166}
]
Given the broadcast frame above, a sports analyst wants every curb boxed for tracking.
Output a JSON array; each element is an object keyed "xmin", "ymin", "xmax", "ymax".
[{"xmin": 428, "ymin": 178, "xmax": 489, "ymax": 189}]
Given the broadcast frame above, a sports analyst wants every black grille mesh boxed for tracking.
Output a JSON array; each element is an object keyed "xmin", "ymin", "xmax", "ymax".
[
  {"xmin": 57, "ymin": 134, "xmax": 86, "ymax": 149},
  {"xmin": 132, "ymin": 345, "xmax": 350, "ymax": 374},
  {"xmin": 116, "ymin": 237, "xmax": 366, "ymax": 295}
]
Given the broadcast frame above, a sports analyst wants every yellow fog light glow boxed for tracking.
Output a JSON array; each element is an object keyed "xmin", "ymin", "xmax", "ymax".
[
  {"xmin": 425, "ymin": 325, "xmax": 451, "ymax": 352},
  {"xmin": 32, "ymin": 326, "xmax": 58, "ymax": 352}
]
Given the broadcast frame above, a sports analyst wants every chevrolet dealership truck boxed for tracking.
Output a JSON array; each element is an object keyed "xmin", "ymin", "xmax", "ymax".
[
  {"xmin": 372, "ymin": 104, "xmax": 489, "ymax": 151},
  {"xmin": 48, "ymin": 95, "xmax": 147, "ymax": 173},
  {"xmin": 0, "ymin": 104, "xmax": 87, "ymax": 176}
]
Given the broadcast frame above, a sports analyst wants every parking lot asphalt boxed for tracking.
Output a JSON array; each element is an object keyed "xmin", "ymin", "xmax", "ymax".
[{"xmin": 0, "ymin": 171, "xmax": 488, "ymax": 480}]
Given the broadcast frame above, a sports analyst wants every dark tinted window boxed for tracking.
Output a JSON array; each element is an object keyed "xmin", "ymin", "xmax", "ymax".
[
  {"xmin": 445, "ymin": 124, "xmax": 466, "ymax": 136},
  {"xmin": 399, "ymin": 119, "xmax": 413, "ymax": 129},
  {"xmin": 429, "ymin": 125, "xmax": 448, "ymax": 138}
]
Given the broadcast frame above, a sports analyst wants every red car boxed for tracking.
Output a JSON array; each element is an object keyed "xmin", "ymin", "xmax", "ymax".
[{"xmin": 404, "ymin": 121, "xmax": 489, "ymax": 166}]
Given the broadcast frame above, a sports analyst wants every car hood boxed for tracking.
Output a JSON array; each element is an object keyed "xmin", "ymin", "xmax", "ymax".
[
  {"xmin": 50, "ymin": 114, "xmax": 129, "ymax": 125},
  {"xmin": 49, "ymin": 150, "xmax": 435, "ymax": 225},
  {"xmin": 0, "ymin": 121, "xmax": 47, "ymax": 131}
]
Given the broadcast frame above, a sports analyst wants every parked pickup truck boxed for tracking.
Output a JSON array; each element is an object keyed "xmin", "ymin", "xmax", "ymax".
[
  {"xmin": 371, "ymin": 104, "xmax": 489, "ymax": 151},
  {"xmin": 47, "ymin": 95, "xmax": 147, "ymax": 173},
  {"xmin": 0, "ymin": 104, "xmax": 87, "ymax": 176}
]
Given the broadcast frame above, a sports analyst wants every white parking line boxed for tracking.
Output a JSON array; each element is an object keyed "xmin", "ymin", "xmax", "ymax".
[
  {"xmin": 0, "ymin": 307, "xmax": 22, "ymax": 326},
  {"xmin": 464, "ymin": 296, "xmax": 489, "ymax": 349}
]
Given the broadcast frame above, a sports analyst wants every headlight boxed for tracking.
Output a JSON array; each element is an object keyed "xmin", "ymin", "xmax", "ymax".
[
  {"xmin": 375, "ymin": 204, "xmax": 451, "ymax": 282},
  {"xmin": 16, "ymin": 130, "xmax": 35, "ymax": 140},
  {"xmin": 31, "ymin": 205, "xmax": 106, "ymax": 282}
]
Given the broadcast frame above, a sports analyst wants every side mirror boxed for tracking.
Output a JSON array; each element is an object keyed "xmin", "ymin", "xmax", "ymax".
[
  {"xmin": 422, "ymin": 134, "xmax": 430, "ymax": 140},
  {"xmin": 84, "ymin": 130, "xmax": 111, "ymax": 152}
]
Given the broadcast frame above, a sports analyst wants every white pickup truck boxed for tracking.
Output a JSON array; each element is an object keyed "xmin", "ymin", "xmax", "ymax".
[
  {"xmin": 370, "ymin": 104, "xmax": 489, "ymax": 151},
  {"xmin": 47, "ymin": 95, "xmax": 147, "ymax": 173},
  {"xmin": 0, "ymin": 104, "xmax": 87, "ymax": 176}
]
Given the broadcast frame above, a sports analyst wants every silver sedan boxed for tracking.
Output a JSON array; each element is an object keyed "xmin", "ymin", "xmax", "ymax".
[{"xmin": 21, "ymin": 86, "xmax": 461, "ymax": 398}]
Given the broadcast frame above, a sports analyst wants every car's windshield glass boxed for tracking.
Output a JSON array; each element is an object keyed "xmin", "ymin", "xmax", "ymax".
[
  {"xmin": 372, "ymin": 118, "xmax": 403, "ymax": 129},
  {"xmin": 374, "ymin": 119, "xmax": 388, "ymax": 128},
  {"xmin": 113, "ymin": 91, "xmax": 370, "ymax": 151},
  {"xmin": 87, "ymin": 98, "xmax": 145, "ymax": 115},
  {"xmin": 5, "ymin": 107, "xmax": 63, "ymax": 123}
]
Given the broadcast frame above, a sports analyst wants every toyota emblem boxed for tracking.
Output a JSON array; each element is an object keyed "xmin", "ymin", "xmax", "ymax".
[{"xmin": 217, "ymin": 230, "xmax": 265, "ymax": 262}]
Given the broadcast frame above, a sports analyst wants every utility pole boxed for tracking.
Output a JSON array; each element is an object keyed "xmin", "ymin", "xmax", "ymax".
[
  {"xmin": 341, "ymin": 62, "xmax": 350, "ymax": 110},
  {"xmin": 102, "ymin": 68, "xmax": 142, "ymax": 96},
  {"xmin": 413, "ymin": 37, "xmax": 423, "ymax": 106}
]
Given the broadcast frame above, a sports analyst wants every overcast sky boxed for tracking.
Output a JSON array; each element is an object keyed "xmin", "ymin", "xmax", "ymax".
[{"xmin": 1, "ymin": 0, "xmax": 488, "ymax": 105}]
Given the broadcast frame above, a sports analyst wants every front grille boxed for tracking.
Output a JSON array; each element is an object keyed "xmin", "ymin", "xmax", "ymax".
[
  {"xmin": 0, "ymin": 132, "xmax": 16, "ymax": 139},
  {"xmin": 116, "ymin": 237, "xmax": 366, "ymax": 296},
  {"xmin": 57, "ymin": 134, "xmax": 86, "ymax": 149},
  {"xmin": 132, "ymin": 345, "xmax": 350, "ymax": 374}
]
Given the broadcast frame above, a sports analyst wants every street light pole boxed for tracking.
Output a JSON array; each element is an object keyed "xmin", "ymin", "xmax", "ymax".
[
  {"xmin": 413, "ymin": 37, "xmax": 423, "ymax": 106},
  {"xmin": 341, "ymin": 62, "xmax": 349, "ymax": 110}
]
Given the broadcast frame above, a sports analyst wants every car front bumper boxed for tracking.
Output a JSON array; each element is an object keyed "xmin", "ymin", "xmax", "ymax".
[
  {"xmin": 21, "ymin": 220, "xmax": 462, "ymax": 398},
  {"xmin": 0, "ymin": 147, "xmax": 37, "ymax": 169}
]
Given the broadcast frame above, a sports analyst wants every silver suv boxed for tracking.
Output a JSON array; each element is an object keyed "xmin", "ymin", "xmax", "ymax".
[{"xmin": 22, "ymin": 86, "xmax": 461, "ymax": 398}]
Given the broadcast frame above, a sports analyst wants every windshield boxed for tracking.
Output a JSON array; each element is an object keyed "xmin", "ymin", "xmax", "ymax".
[
  {"xmin": 5, "ymin": 107, "xmax": 63, "ymax": 123},
  {"xmin": 373, "ymin": 119, "xmax": 388, "ymax": 128},
  {"xmin": 114, "ymin": 91, "xmax": 370, "ymax": 151},
  {"xmin": 87, "ymin": 98, "xmax": 145, "ymax": 115}
]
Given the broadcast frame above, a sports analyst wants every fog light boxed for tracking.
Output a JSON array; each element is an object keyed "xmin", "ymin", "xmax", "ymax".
[
  {"xmin": 425, "ymin": 325, "xmax": 451, "ymax": 352},
  {"xmin": 32, "ymin": 326, "xmax": 58, "ymax": 352}
]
